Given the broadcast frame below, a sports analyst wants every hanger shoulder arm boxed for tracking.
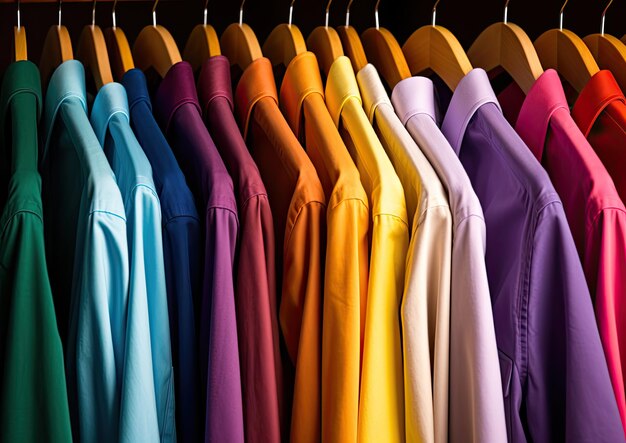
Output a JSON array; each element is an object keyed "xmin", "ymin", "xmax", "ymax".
[
  {"xmin": 13, "ymin": 26, "xmax": 27, "ymax": 61},
  {"xmin": 306, "ymin": 26, "xmax": 343, "ymax": 77},
  {"xmin": 262, "ymin": 23, "xmax": 307, "ymax": 67},
  {"xmin": 183, "ymin": 25, "xmax": 221, "ymax": 72},
  {"xmin": 133, "ymin": 25, "xmax": 182, "ymax": 78},
  {"xmin": 40, "ymin": 25, "xmax": 73, "ymax": 90},
  {"xmin": 585, "ymin": 33, "xmax": 626, "ymax": 90},
  {"xmin": 77, "ymin": 25, "xmax": 114, "ymax": 90},
  {"xmin": 362, "ymin": 27, "xmax": 411, "ymax": 89},
  {"xmin": 337, "ymin": 26, "xmax": 368, "ymax": 73},
  {"xmin": 220, "ymin": 23, "xmax": 263, "ymax": 72},
  {"xmin": 104, "ymin": 27, "xmax": 135, "ymax": 81}
]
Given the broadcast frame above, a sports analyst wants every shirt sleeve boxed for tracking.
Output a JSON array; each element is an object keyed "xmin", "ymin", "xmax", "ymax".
[{"xmin": 526, "ymin": 202, "xmax": 624, "ymax": 442}]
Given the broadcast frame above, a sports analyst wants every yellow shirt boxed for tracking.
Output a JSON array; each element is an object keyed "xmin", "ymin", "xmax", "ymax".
[
  {"xmin": 280, "ymin": 51, "xmax": 370, "ymax": 443},
  {"xmin": 325, "ymin": 56, "xmax": 409, "ymax": 443},
  {"xmin": 358, "ymin": 65, "xmax": 453, "ymax": 443}
]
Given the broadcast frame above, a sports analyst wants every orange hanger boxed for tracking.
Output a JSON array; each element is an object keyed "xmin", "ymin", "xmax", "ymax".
[
  {"xmin": 534, "ymin": 0, "xmax": 599, "ymax": 93},
  {"xmin": 361, "ymin": 0, "xmax": 411, "ymax": 89},
  {"xmin": 13, "ymin": 0, "xmax": 27, "ymax": 61},
  {"xmin": 40, "ymin": 0, "xmax": 73, "ymax": 90},
  {"xmin": 104, "ymin": 0, "xmax": 135, "ymax": 81},
  {"xmin": 262, "ymin": 0, "xmax": 307, "ymax": 68},
  {"xmin": 76, "ymin": 0, "xmax": 114, "ymax": 90},
  {"xmin": 336, "ymin": 0, "xmax": 368, "ymax": 72},
  {"xmin": 585, "ymin": 0, "xmax": 626, "ymax": 91},
  {"xmin": 402, "ymin": 0, "xmax": 472, "ymax": 91},
  {"xmin": 133, "ymin": 0, "xmax": 182, "ymax": 79},
  {"xmin": 468, "ymin": 0, "xmax": 543, "ymax": 94},
  {"xmin": 220, "ymin": 0, "xmax": 264, "ymax": 72},
  {"xmin": 183, "ymin": 0, "xmax": 221, "ymax": 73},
  {"xmin": 306, "ymin": 0, "xmax": 344, "ymax": 77}
]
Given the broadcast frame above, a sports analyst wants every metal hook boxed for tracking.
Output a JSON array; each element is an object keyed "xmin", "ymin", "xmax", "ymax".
[
  {"xmin": 112, "ymin": 0, "xmax": 118, "ymax": 27},
  {"xmin": 601, "ymin": 0, "xmax": 613, "ymax": 35},
  {"xmin": 504, "ymin": 0, "xmax": 509, "ymax": 24},
  {"xmin": 203, "ymin": 0, "xmax": 209, "ymax": 26},
  {"xmin": 345, "ymin": 0, "xmax": 354, "ymax": 27},
  {"xmin": 16, "ymin": 0, "xmax": 20, "ymax": 30},
  {"xmin": 374, "ymin": 0, "xmax": 380, "ymax": 29},
  {"xmin": 239, "ymin": 0, "xmax": 245, "ymax": 25},
  {"xmin": 92, "ymin": 0, "xmax": 97, "ymax": 26},
  {"xmin": 288, "ymin": 0, "xmax": 296, "ymax": 26},
  {"xmin": 432, "ymin": 0, "xmax": 440, "ymax": 26},
  {"xmin": 58, "ymin": 0, "xmax": 62, "ymax": 27},
  {"xmin": 152, "ymin": 0, "xmax": 159, "ymax": 27},
  {"xmin": 325, "ymin": 0, "xmax": 332, "ymax": 28},
  {"xmin": 559, "ymin": 0, "xmax": 568, "ymax": 31}
]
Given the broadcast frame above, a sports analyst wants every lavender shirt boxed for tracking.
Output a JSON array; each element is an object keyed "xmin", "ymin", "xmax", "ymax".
[
  {"xmin": 440, "ymin": 69, "xmax": 623, "ymax": 442},
  {"xmin": 154, "ymin": 62, "xmax": 244, "ymax": 443}
]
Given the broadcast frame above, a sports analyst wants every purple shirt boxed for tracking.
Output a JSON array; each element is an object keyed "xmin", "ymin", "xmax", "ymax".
[
  {"xmin": 154, "ymin": 61, "xmax": 244, "ymax": 443},
  {"xmin": 440, "ymin": 69, "xmax": 623, "ymax": 442}
]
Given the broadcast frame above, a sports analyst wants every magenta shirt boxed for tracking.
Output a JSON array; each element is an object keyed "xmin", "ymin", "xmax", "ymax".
[{"xmin": 154, "ymin": 61, "xmax": 244, "ymax": 443}]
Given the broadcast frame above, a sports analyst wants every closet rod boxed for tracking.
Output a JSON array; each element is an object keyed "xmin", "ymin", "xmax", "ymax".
[{"xmin": 0, "ymin": 0, "xmax": 178, "ymax": 3}]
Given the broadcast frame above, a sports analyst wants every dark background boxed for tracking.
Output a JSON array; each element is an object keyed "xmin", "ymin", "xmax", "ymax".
[{"xmin": 0, "ymin": 0, "xmax": 623, "ymax": 73}]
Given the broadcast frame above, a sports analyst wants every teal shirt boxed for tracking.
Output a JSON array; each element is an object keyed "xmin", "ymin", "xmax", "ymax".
[
  {"xmin": 41, "ymin": 60, "xmax": 129, "ymax": 443},
  {"xmin": 0, "ymin": 61, "xmax": 73, "ymax": 443},
  {"xmin": 91, "ymin": 82, "xmax": 175, "ymax": 443}
]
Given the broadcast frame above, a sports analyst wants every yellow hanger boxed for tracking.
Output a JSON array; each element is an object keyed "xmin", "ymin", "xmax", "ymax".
[
  {"xmin": 262, "ymin": 0, "xmax": 307, "ymax": 68},
  {"xmin": 13, "ymin": 0, "xmax": 27, "ymax": 61},
  {"xmin": 468, "ymin": 0, "xmax": 543, "ymax": 94},
  {"xmin": 534, "ymin": 0, "xmax": 599, "ymax": 93},
  {"xmin": 402, "ymin": 0, "xmax": 472, "ymax": 91},
  {"xmin": 104, "ymin": 0, "xmax": 135, "ymax": 81},
  {"xmin": 306, "ymin": 0, "xmax": 344, "ymax": 77},
  {"xmin": 76, "ymin": 0, "xmax": 114, "ymax": 90},
  {"xmin": 585, "ymin": 1, "xmax": 626, "ymax": 91},
  {"xmin": 220, "ymin": 0, "xmax": 264, "ymax": 72},
  {"xmin": 40, "ymin": 0, "xmax": 73, "ymax": 90},
  {"xmin": 361, "ymin": 0, "xmax": 411, "ymax": 89},
  {"xmin": 336, "ymin": 0, "xmax": 368, "ymax": 73},
  {"xmin": 133, "ymin": 0, "xmax": 182, "ymax": 79},
  {"xmin": 183, "ymin": 0, "xmax": 221, "ymax": 73}
]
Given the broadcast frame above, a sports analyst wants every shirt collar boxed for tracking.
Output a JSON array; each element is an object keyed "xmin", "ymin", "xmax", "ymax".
[
  {"xmin": 1, "ymin": 61, "xmax": 42, "ymax": 139},
  {"xmin": 90, "ymin": 82, "xmax": 130, "ymax": 146},
  {"xmin": 391, "ymin": 76, "xmax": 440, "ymax": 126},
  {"xmin": 441, "ymin": 68, "xmax": 501, "ymax": 154},
  {"xmin": 279, "ymin": 51, "xmax": 324, "ymax": 138},
  {"xmin": 325, "ymin": 55, "xmax": 362, "ymax": 127},
  {"xmin": 515, "ymin": 69, "xmax": 568, "ymax": 162},
  {"xmin": 572, "ymin": 69, "xmax": 626, "ymax": 137},
  {"xmin": 234, "ymin": 57, "xmax": 279, "ymax": 139},
  {"xmin": 357, "ymin": 64, "xmax": 392, "ymax": 123},
  {"xmin": 154, "ymin": 61, "xmax": 202, "ymax": 134},
  {"xmin": 121, "ymin": 68, "xmax": 152, "ymax": 112},
  {"xmin": 42, "ymin": 60, "xmax": 87, "ymax": 155},
  {"xmin": 197, "ymin": 55, "xmax": 234, "ymax": 117}
]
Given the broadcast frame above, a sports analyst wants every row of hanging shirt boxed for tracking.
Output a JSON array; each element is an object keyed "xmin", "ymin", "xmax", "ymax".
[{"xmin": 4, "ymin": 0, "xmax": 626, "ymax": 442}]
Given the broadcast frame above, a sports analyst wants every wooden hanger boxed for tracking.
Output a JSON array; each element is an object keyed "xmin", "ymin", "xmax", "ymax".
[
  {"xmin": 13, "ymin": 0, "xmax": 27, "ymax": 61},
  {"xmin": 306, "ymin": 0, "xmax": 344, "ymax": 77},
  {"xmin": 133, "ymin": 0, "xmax": 182, "ymax": 79},
  {"xmin": 220, "ymin": 0, "xmax": 264, "ymax": 72},
  {"xmin": 40, "ymin": 0, "xmax": 74, "ymax": 90},
  {"xmin": 104, "ymin": 0, "xmax": 135, "ymax": 81},
  {"xmin": 534, "ymin": 0, "xmax": 599, "ymax": 93},
  {"xmin": 76, "ymin": 0, "xmax": 114, "ymax": 90},
  {"xmin": 585, "ymin": 1, "xmax": 626, "ymax": 91},
  {"xmin": 262, "ymin": 0, "xmax": 307, "ymax": 68},
  {"xmin": 402, "ymin": 0, "xmax": 472, "ymax": 91},
  {"xmin": 361, "ymin": 0, "xmax": 411, "ymax": 89},
  {"xmin": 468, "ymin": 1, "xmax": 543, "ymax": 94},
  {"xmin": 336, "ymin": 0, "xmax": 368, "ymax": 73},
  {"xmin": 183, "ymin": 0, "xmax": 221, "ymax": 73}
]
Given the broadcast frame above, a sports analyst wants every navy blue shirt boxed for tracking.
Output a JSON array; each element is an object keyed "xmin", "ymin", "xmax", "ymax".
[{"xmin": 122, "ymin": 68, "xmax": 200, "ymax": 443}]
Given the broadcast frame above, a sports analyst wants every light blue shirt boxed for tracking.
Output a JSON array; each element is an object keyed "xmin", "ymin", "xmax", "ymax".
[
  {"xmin": 41, "ymin": 60, "xmax": 129, "ymax": 443},
  {"xmin": 91, "ymin": 82, "xmax": 175, "ymax": 443}
]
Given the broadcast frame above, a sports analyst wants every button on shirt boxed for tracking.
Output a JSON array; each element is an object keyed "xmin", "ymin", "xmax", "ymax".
[
  {"xmin": 572, "ymin": 70, "xmax": 626, "ymax": 204},
  {"xmin": 234, "ymin": 57, "xmax": 325, "ymax": 443},
  {"xmin": 498, "ymin": 69, "xmax": 626, "ymax": 437},
  {"xmin": 280, "ymin": 51, "xmax": 369, "ymax": 443},
  {"xmin": 122, "ymin": 68, "xmax": 201, "ymax": 443},
  {"xmin": 91, "ymin": 82, "xmax": 174, "ymax": 443},
  {"xmin": 440, "ymin": 68, "xmax": 624, "ymax": 443},
  {"xmin": 325, "ymin": 56, "xmax": 409, "ymax": 443},
  {"xmin": 0, "ymin": 61, "xmax": 72, "ymax": 443},
  {"xmin": 198, "ymin": 55, "xmax": 282, "ymax": 443},
  {"xmin": 154, "ymin": 61, "xmax": 243, "ymax": 443},
  {"xmin": 358, "ymin": 66, "xmax": 452, "ymax": 443},
  {"xmin": 41, "ymin": 60, "xmax": 129, "ymax": 443},
  {"xmin": 392, "ymin": 76, "xmax": 506, "ymax": 443}
]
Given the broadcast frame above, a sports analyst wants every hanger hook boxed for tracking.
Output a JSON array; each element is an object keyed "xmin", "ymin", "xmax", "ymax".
[
  {"xmin": 503, "ymin": 0, "xmax": 509, "ymax": 24},
  {"xmin": 601, "ymin": 0, "xmax": 613, "ymax": 35},
  {"xmin": 374, "ymin": 0, "xmax": 380, "ymax": 29},
  {"xmin": 239, "ymin": 0, "xmax": 245, "ymax": 25},
  {"xmin": 92, "ymin": 0, "xmax": 97, "ymax": 26},
  {"xmin": 152, "ymin": 0, "xmax": 159, "ymax": 27},
  {"xmin": 288, "ymin": 0, "xmax": 296, "ymax": 26},
  {"xmin": 432, "ymin": 0, "xmax": 440, "ymax": 26},
  {"xmin": 203, "ymin": 0, "xmax": 209, "ymax": 26},
  {"xmin": 345, "ymin": 0, "xmax": 354, "ymax": 27},
  {"xmin": 112, "ymin": 0, "xmax": 118, "ymax": 27},
  {"xmin": 16, "ymin": 0, "xmax": 20, "ymax": 30},
  {"xmin": 325, "ymin": 0, "xmax": 332, "ymax": 28},
  {"xmin": 559, "ymin": 0, "xmax": 568, "ymax": 30},
  {"xmin": 58, "ymin": 0, "xmax": 62, "ymax": 27}
]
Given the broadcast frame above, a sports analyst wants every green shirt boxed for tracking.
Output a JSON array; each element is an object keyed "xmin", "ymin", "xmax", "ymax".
[{"xmin": 0, "ymin": 61, "xmax": 72, "ymax": 442}]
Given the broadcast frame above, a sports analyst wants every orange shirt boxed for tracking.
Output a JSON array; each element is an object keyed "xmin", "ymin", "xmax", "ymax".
[
  {"xmin": 235, "ymin": 57, "xmax": 326, "ymax": 442},
  {"xmin": 280, "ymin": 51, "xmax": 370, "ymax": 443}
]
